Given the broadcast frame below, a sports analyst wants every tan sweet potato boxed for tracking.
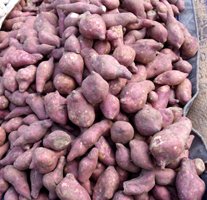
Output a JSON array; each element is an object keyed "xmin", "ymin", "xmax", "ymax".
[
  {"xmin": 4, "ymin": 187, "xmax": 19, "ymax": 200},
  {"xmin": 78, "ymin": 147, "xmax": 99, "ymax": 183},
  {"xmin": 120, "ymin": 80, "xmax": 155, "ymax": 113},
  {"xmin": 176, "ymin": 158, "xmax": 205, "ymax": 200},
  {"xmin": 111, "ymin": 121, "xmax": 134, "ymax": 144},
  {"xmin": 81, "ymin": 71, "xmax": 109, "ymax": 105},
  {"xmin": 95, "ymin": 136, "xmax": 115, "ymax": 165},
  {"xmin": 134, "ymin": 105, "xmax": 162, "ymax": 136},
  {"xmin": 93, "ymin": 166, "xmax": 120, "ymax": 200},
  {"xmin": 43, "ymin": 156, "xmax": 65, "ymax": 199},
  {"xmin": 3, "ymin": 165, "xmax": 30, "ymax": 199},
  {"xmin": 56, "ymin": 173, "xmax": 91, "ymax": 200},
  {"xmin": 123, "ymin": 170, "xmax": 155, "ymax": 195},
  {"xmin": 67, "ymin": 90, "xmax": 95, "ymax": 128},
  {"xmin": 150, "ymin": 117, "xmax": 192, "ymax": 168},
  {"xmin": 115, "ymin": 143, "xmax": 139, "ymax": 173},
  {"xmin": 130, "ymin": 139, "xmax": 154, "ymax": 170},
  {"xmin": 30, "ymin": 169, "xmax": 43, "ymax": 199}
]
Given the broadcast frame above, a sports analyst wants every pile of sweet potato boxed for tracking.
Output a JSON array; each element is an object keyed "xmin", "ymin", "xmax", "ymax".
[{"xmin": 0, "ymin": 0, "xmax": 205, "ymax": 199}]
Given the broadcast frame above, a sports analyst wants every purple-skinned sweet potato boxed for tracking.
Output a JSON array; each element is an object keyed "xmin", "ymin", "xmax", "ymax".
[
  {"xmin": 173, "ymin": 59, "xmax": 192, "ymax": 73},
  {"xmin": 93, "ymin": 166, "xmax": 120, "ymax": 200},
  {"xmin": 30, "ymin": 147, "xmax": 64, "ymax": 174},
  {"xmin": 176, "ymin": 158, "xmax": 205, "ymax": 200},
  {"xmin": 127, "ymin": 65, "xmax": 147, "ymax": 83},
  {"xmin": 100, "ymin": 93, "xmax": 120, "ymax": 120},
  {"xmin": 130, "ymin": 139, "xmax": 154, "ymax": 170},
  {"xmin": 30, "ymin": 169, "xmax": 43, "ymax": 199},
  {"xmin": 109, "ymin": 78, "xmax": 127, "ymax": 96},
  {"xmin": 36, "ymin": 57, "xmax": 54, "ymax": 93},
  {"xmin": 81, "ymin": 71, "xmax": 109, "ymax": 105},
  {"xmin": 78, "ymin": 147, "xmax": 99, "ymax": 183},
  {"xmin": 13, "ymin": 119, "xmax": 52, "ymax": 147},
  {"xmin": 115, "ymin": 143, "xmax": 139, "ymax": 173},
  {"xmin": 152, "ymin": 185, "xmax": 171, "ymax": 200},
  {"xmin": 134, "ymin": 105, "xmax": 163, "ymax": 136},
  {"xmin": 64, "ymin": 160, "xmax": 79, "ymax": 179},
  {"xmin": 149, "ymin": 117, "xmax": 192, "ymax": 168},
  {"xmin": 22, "ymin": 114, "xmax": 38, "ymax": 125},
  {"xmin": 0, "ymin": 127, "xmax": 6, "ymax": 146},
  {"xmin": 120, "ymin": 80, "xmax": 155, "ymax": 113},
  {"xmin": 59, "ymin": 52, "xmax": 84, "ymax": 85},
  {"xmin": 3, "ymin": 117, "xmax": 23, "ymax": 133},
  {"xmin": 64, "ymin": 12, "xmax": 80, "ymax": 27},
  {"xmin": 0, "ymin": 142, "xmax": 9, "ymax": 160},
  {"xmin": 43, "ymin": 156, "xmax": 66, "ymax": 199},
  {"xmin": 67, "ymin": 90, "xmax": 95, "ymax": 127},
  {"xmin": 111, "ymin": 121, "xmax": 134, "ymax": 144},
  {"xmin": 26, "ymin": 93, "xmax": 47, "ymax": 120},
  {"xmin": 95, "ymin": 136, "xmax": 115, "ymax": 166},
  {"xmin": 123, "ymin": 170, "xmax": 155, "ymax": 195},
  {"xmin": 176, "ymin": 78, "xmax": 192, "ymax": 105},
  {"xmin": 0, "ymin": 169, "xmax": 9, "ymax": 199},
  {"xmin": 113, "ymin": 191, "xmax": 134, "ymax": 200},
  {"xmin": 4, "ymin": 187, "xmax": 19, "ymax": 200},
  {"xmin": 161, "ymin": 48, "xmax": 180, "ymax": 62},
  {"xmin": 67, "ymin": 119, "xmax": 112, "ymax": 161},
  {"xmin": 43, "ymin": 130, "xmax": 71, "ymax": 151},
  {"xmin": 148, "ymin": 91, "xmax": 159, "ymax": 103},
  {"xmin": 159, "ymin": 108, "xmax": 174, "ymax": 128},
  {"xmin": 3, "ymin": 165, "xmax": 30, "ymax": 199},
  {"xmin": 92, "ymin": 162, "xmax": 106, "ymax": 181},
  {"xmin": 134, "ymin": 192, "xmax": 150, "ymax": 200},
  {"xmin": 44, "ymin": 91, "xmax": 68, "ymax": 125},
  {"xmin": 56, "ymin": 173, "xmax": 91, "ymax": 200},
  {"xmin": 64, "ymin": 34, "xmax": 81, "ymax": 53},
  {"xmin": 94, "ymin": 40, "xmax": 111, "ymax": 55},
  {"xmin": 5, "ymin": 90, "xmax": 28, "ymax": 107},
  {"xmin": 0, "ymin": 95, "xmax": 8, "ymax": 110}
]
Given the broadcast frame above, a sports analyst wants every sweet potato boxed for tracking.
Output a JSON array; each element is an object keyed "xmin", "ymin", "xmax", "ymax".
[
  {"xmin": 154, "ymin": 70, "xmax": 188, "ymax": 86},
  {"xmin": 59, "ymin": 52, "xmax": 84, "ymax": 85},
  {"xmin": 95, "ymin": 136, "xmax": 115, "ymax": 166},
  {"xmin": 0, "ymin": 127, "xmax": 6, "ymax": 146},
  {"xmin": 43, "ymin": 156, "xmax": 65, "ymax": 199},
  {"xmin": 131, "ymin": 39, "xmax": 163, "ymax": 64},
  {"xmin": 109, "ymin": 78, "xmax": 127, "ymax": 96},
  {"xmin": 3, "ymin": 165, "xmax": 30, "ymax": 199},
  {"xmin": 146, "ymin": 53, "xmax": 173, "ymax": 78},
  {"xmin": 26, "ymin": 93, "xmax": 47, "ymax": 120},
  {"xmin": 4, "ymin": 187, "xmax": 19, "ymax": 200},
  {"xmin": 64, "ymin": 160, "xmax": 79, "ymax": 179},
  {"xmin": 94, "ymin": 40, "xmax": 111, "ymax": 55},
  {"xmin": 159, "ymin": 108, "xmax": 174, "ymax": 128},
  {"xmin": 79, "ymin": 13, "xmax": 106, "ymax": 40},
  {"xmin": 14, "ymin": 142, "xmax": 40, "ymax": 170},
  {"xmin": 116, "ymin": 167, "xmax": 129, "ymax": 187},
  {"xmin": 64, "ymin": 12, "xmax": 80, "ymax": 27},
  {"xmin": 113, "ymin": 191, "xmax": 134, "ymax": 200},
  {"xmin": 111, "ymin": 121, "xmax": 134, "ymax": 144},
  {"xmin": 127, "ymin": 65, "xmax": 147, "ymax": 83},
  {"xmin": 67, "ymin": 119, "xmax": 112, "ymax": 161},
  {"xmin": 78, "ymin": 147, "xmax": 99, "ymax": 183},
  {"xmin": 0, "ymin": 142, "xmax": 9, "ymax": 160},
  {"xmin": 30, "ymin": 169, "xmax": 43, "ymax": 199},
  {"xmin": 3, "ymin": 117, "xmax": 23, "ymax": 133},
  {"xmin": 93, "ymin": 166, "xmax": 120, "ymax": 200},
  {"xmin": 22, "ymin": 114, "xmax": 38, "ymax": 125},
  {"xmin": 149, "ymin": 117, "xmax": 192, "ymax": 168},
  {"xmin": 120, "ymin": 80, "xmax": 155, "ymax": 113},
  {"xmin": 16, "ymin": 65, "xmax": 36, "ymax": 92},
  {"xmin": 152, "ymin": 185, "xmax": 171, "ymax": 200},
  {"xmin": 115, "ymin": 143, "xmax": 139, "ymax": 173},
  {"xmin": 113, "ymin": 45, "xmax": 136, "ymax": 66},
  {"xmin": 173, "ymin": 59, "xmax": 193, "ymax": 73},
  {"xmin": 176, "ymin": 158, "xmax": 205, "ymax": 200},
  {"xmin": 176, "ymin": 78, "xmax": 192, "ymax": 105},
  {"xmin": 0, "ymin": 169, "xmax": 9, "ymax": 199},
  {"xmin": 43, "ymin": 130, "xmax": 71, "ymax": 151},
  {"xmin": 161, "ymin": 48, "xmax": 179, "ymax": 62},
  {"xmin": 3, "ymin": 64, "xmax": 17, "ymax": 92},
  {"xmin": 64, "ymin": 34, "xmax": 81, "ymax": 53},
  {"xmin": 134, "ymin": 193, "xmax": 150, "ymax": 200},
  {"xmin": 100, "ymin": 93, "xmax": 120, "ymax": 119},
  {"xmin": 5, "ymin": 91, "xmax": 28, "ymax": 107},
  {"xmin": 81, "ymin": 71, "xmax": 109, "ymax": 105},
  {"xmin": 0, "ymin": 95, "xmax": 8, "ymax": 110},
  {"xmin": 134, "ymin": 105, "xmax": 162, "ymax": 136},
  {"xmin": 36, "ymin": 57, "xmax": 54, "ymax": 93},
  {"xmin": 148, "ymin": 91, "xmax": 158, "ymax": 103},
  {"xmin": 123, "ymin": 170, "xmax": 155, "ymax": 195},
  {"xmin": 56, "ymin": 173, "xmax": 91, "ymax": 200},
  {"xmin": 193, "ymin": 158, "xmax": 205, "ymax": 176},
  {"xmin": 130, "ymin": 139, "xmax": 154, "ymax": 170},
  {"xmin": 30, "ymin": 147, "xmax": 64, "ymax": 174},
  {"xmin": 124, "ymin": 29, "xmax": 146, "ymax": 45}
]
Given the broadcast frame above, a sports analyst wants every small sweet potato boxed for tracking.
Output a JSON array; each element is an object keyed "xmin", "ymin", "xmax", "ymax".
[
  {"xmin": 0, "ymin": 169, "xmax": 9, "ymax": 199},
  {"xmin": 116, "ymin": 143, "xmax": 139, "ymax": 173},
  {"xmin": 176, "ymin": 158, "xmax": 205, "ymax": 200},
  {"xmin": 109, "ymin": 78, "xmax": 127, "ymax": 96},
  {"xmin": 81, "ymin": 71, "xmax": 109, "ymax": 105},
  {"xmin": 148, "ymin": 91, "xmax": 158, "ymax": 103},
  {"xmin": 0, "ymin": 95, "xmax": 8, "ymax": 110},
  {"xmin": 5, "ymin": 90, "xmax": 28, "ymax": 107},
  {"xmin": 159, "ymin": 108, "xmax": 174, "ymax": 128},
  {"xmin": 3, "ymin": 117, "xmax": 23, "ymax": 133},
  {"xmin": 56, "ymin": 173, "xmax": 91, "ymax": 200},
  {"xmin": 64, "ymin": 34, "xmax": 81, "ymax": 53},
  {"xmin": 173, "ymin": 59, "xmax": 193, "ymax": 73},
  {"xmin": 64, "ymin": 12, "xmax": 80, "ymax": 27},
  {"xmin": 0, "ymin": 127, "xmax": 6, "ymax": 146},
  {"xmin": 193, "ymin": 158, "xmax": 205, "ymax": 176},
  {"xmin": 93, "ymin": 166, "xmax": 120, "ymax": 200},
  {"xmin": 152, "ymin": 185, "xmax": 171, "ymax": 200},
  {"xmin": 176, "ymin": 78, "xmax": 192, "ymax": 105},
  {"xmin": 120, "ymin": 80, "xmax": 155, "ymax": 113},
  {"xmin": 30, "ymin": 169, "xmax": 43, "ymax": 199},
  {"xmin": 95, "ymin": 136, "xmax": 115, "ymax": 166},
  {"xmin": 43, "ymin": 156, "xmax": 66, "ymax": 199},
  {"xmin": 134, "ymin": 105, "xmax": 163, "ymax": 136},
  {"xmin": 130, "ymin": 139, "xmax": 154, "ymax": 170},
  {"xmin": 123, "ymin": 170, "xmax": 155, "ymax": 195},
  {"xmin": 0, "ymin": 142, "xmax": 9, "ymax": 160},
  {"xmin": 78, "ymin": 147, "xmax": 99, "ymax": 183},
  {"xmin": 161, "ymin": 48, "xmax": 179, "ymax": 62},
  {"xmin": 3, "ymin": 165, "xmax": 30, "ymax": 199},
  {"xmin": 43, "ymin": 130, "xmax": 71, "ymax": 151},
  {"xmin": 124, "ymin": 29, "xmax": 146, "ymax": 45},
  {"xmin": 4, "ymin": 187, "xmax": 19, "ymax": 200},
  {"xmin": 67, "ymin": 90, "xmax": 95, "ymax": 128},
  {"xmin": 92, "ymin": 162, "xmax": 106, "ymax": 181},
  {"xmin": 36, "ymin": 57, "xmax": 54, "ymax": 93},
  {"xmin": 3, "ymin": 64, "xmax": 17, "ymax": 92},
  {"xmin": 94, "ymin": 40, "xmax": 111, "ymax": 55},
  {"xmin": 127, "ymin": 65, "xmax": 147, "ymax": 83},
  {"xmin": 111, "ymin": 121, "xmax": 134, "ymax": 144},
  {"xmin": 23, "ymin": 114, "xmax": 38, "ymax": 125},
  {"xmin": 59, "ymin": 52, "xmax": 84, "ymax": 85}
]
